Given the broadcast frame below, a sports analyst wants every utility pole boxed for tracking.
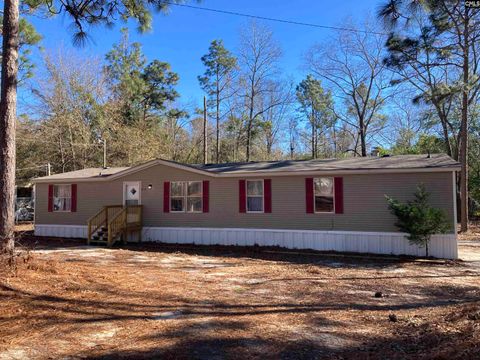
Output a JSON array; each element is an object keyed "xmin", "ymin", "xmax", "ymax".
[
  {"xmin": 103, "ymin": 139, "xmax": 107, "ymax": 169},
  {"xmin": 203, "ymin": 96, "xmax": 208, "ymax": 164},
  {"xmin": 47, "ymin": 162, "xmax": 51, "ymax": 176}
]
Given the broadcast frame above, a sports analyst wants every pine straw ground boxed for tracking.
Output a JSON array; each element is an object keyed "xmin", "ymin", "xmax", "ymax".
[{"xmin": 0, "ymin": 226, "xmax": 479, "ymax": 360}]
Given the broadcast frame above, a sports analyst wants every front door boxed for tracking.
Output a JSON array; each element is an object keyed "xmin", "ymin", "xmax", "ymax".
[{"xmin": 124, "ymin": 182, "xmax": 141, "ymax": 206}]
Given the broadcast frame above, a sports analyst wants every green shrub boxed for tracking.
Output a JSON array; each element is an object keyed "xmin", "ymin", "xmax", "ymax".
[{"xmin": 386, "ymin": 184, "xmax": 450, "ymax": 257}]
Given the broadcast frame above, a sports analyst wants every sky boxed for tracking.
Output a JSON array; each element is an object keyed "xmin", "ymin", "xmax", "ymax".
[{"xmin": 24, "ymin": 0, "xmax": 381, "ymax": 108}]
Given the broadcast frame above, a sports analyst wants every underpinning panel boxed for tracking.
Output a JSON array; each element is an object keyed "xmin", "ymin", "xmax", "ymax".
[{"xmin": 34, "ymin": 224, "xmax": 458, "ymax": 259}]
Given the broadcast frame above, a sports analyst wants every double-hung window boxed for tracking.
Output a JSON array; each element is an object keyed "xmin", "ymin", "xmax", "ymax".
[
  {"xmin": 246, "ymin": 180, "xmax": 264, "ymax": 213},
  {"xmin": 53, "ymin": 184, "xmax": 72, "ymax": 212},
  {"xmin": 314, "ymin": 177, "xmax": 334, "ymax": 213},
  {"xmin": 170, "ymin": 181, "xmax": 203, "ymax": 213},
  {"xmin": 186, "ymin": 181, "xmax": 202, "ymax": 212}
]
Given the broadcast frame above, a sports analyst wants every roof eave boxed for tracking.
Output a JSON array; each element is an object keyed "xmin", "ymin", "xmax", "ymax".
[
  {"xmin": 213, "ymin": 166, "xmax": 461, "ymax": 177},
  {"xmin": 31, "ymin": 164, "xmax": 461, "ymax": 183}
]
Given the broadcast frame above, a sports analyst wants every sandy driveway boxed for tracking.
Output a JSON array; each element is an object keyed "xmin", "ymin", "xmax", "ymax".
[{"xmin": 0, "ymin": 235, "xmax": 479, "ymax": 359}]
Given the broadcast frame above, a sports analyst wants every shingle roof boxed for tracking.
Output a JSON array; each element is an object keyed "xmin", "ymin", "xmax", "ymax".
[
  {"xmin": 33, "ymin": 154, "xmax": 460, "ymax": 182},
  {"xmin": 190, "ymin": 153, "xmax": 459, "ymax": 174},
  {"xmin": 34, "ymin": 167, "xmax": 129, "ymax": 181}
]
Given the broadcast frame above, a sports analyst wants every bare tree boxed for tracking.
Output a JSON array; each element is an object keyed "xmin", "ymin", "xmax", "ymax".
[
  {"xmin": 0, "ymin": 0, "xmax": 184, "ymax": 254},
  {"xmin": 29, "ymin": 51, "xmax": 107, "ymax": 172},
  {"xmin": 306, "ymin": 20, "xmax": 392, "ymax": 157},
  {"xmin": 259, "ymin": 80, "xmax": 293, "ymax": 159},
  {"xmin": 385, "ymin": 96, "xmax": 424, "ymax": 154},
  {"xmin": 238, "ymin": 21, "xmax": 283, "ymax": 161}
]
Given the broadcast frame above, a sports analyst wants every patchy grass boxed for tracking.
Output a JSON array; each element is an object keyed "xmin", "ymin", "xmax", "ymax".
[{"xmin": 0, "ymin": 227, "xmax": 478, "ymax": 359}]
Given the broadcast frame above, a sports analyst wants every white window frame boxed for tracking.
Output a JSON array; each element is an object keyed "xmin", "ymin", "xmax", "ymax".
[
  {"xmin": 313, "ymin": 177, "xmax": 335, "ymax": 214},
  {"xmin": 53, "ymin": 184, "xmax": 72, "ymax": 213},
  {"xmin": 170, "ymin": 181, "xmax": 203, "ymax": 213},
  {"xmin": 123, "ymin": 181, "xmax": 142, "ymax": 206},
  {"xmin": 246, "ymin": 179, "xmax": 265, "ymax": 213}
]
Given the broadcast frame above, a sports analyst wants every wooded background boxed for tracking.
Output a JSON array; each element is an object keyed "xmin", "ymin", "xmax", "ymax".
[{"xmin": 7, "ymin": 2, "xmax": 480, "ymax": 220}]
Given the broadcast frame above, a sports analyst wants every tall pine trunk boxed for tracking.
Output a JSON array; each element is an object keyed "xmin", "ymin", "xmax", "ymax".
[
  {"xmin": 246, "ymin": 91, "xmax": 255, "ymax": 162},
  {"xmin": 216, "ymin": 87, "xmax": 220, "ymax": 163},
  {"xmin": 0, "ymin": 0, "xmax": 19, "ymax": 255},
  {"xmin": 311, "ymin": 107, "xmax": 315, "ymax": 159},
  {"xmin": 460, "ymin": 10, "xmax": 470, "ymax": 232}
]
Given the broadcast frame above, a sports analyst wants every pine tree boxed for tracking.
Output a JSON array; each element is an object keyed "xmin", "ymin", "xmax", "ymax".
[
  {"xmin": 0, "ymin": 0, "xmax": 185, "ymax": 255},
  {"xmin": 386, "ymin": 184, "xmax": 450, "ymax": 257},
  {"xmin": 198, "ymin": 40, "xmax": 237, "ymax": 163},
  {"xmin": 296, "ymin": 75, "xmax": 335, "ymax": 159},
  {"xmin": 105, "ymin": 28, "xmax": 182, "ymax": 126},
  {"xmin": 0, "ymin": 17, "xmax": 42, "ymax": 83},
  {"xmin": 378, "ymin": 0, "xmax": 480, "ymax": 232}
]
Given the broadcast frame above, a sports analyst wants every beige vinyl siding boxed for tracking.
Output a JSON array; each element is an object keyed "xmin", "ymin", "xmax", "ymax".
[{"xmin": 35, "ymin": 163, "xmax": 455, "ymax": 233}]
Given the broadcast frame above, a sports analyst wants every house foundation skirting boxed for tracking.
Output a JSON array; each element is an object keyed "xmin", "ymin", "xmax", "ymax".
[{"xmin": 34, "ymin": 224, "xmax": 458, "ymax": 259}]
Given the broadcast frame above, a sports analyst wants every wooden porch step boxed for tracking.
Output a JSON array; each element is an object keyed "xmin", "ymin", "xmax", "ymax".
[{"xmin": 87, "ymin": 205, "xmax": 143, "ymax": 247}]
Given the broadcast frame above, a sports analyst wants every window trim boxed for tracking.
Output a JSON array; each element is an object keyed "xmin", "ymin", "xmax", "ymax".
[
  {"xmin": 170, "ymin": 181, "xmax": 186, "ymax": 213},
  {"xmin": 313, "ymin": 177, "xmax": 335, "ymax": 214},
  {"xmin": 52, "ymin": 184, "xmax": 72, "ymax": 213},
  {"xmin": 170, "ymin": 181, "xmax": 203, "ymax": 213},
  {"xmin": 246, "ymin": 179, "xmax": 265, "ymax": 214}
]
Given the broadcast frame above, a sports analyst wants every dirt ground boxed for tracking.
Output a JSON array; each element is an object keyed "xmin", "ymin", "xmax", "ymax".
[{"xmin": 0, "ymin": 225, "xmax": 479, "ymax": 359}]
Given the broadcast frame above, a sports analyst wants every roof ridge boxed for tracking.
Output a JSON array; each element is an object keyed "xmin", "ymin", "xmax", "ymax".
[{"xmin": 32, "ymin": 153, "xmax": 459, "ymax": 182}]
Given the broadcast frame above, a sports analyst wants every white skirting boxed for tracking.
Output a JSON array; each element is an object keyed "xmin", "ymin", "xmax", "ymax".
[
  {"xmin": 35, "ymin": 224, "xmax": 88, "ymax": 239},
  {"xmin": 34, "ymin": 224, "xmax": 458, "ymax": 259}
]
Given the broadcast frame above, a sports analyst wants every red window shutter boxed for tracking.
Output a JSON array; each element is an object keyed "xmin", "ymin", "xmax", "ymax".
[
  {"xmin": 305, "ymin": 178, "xmax": 314, "ymax": 214},
  {"xmin": 264, "ymin": 179, "xmax": 272, "ymax": 213},
  {"xmin": 202, "ymin": 180, "xmax": 209, "ymax": 213},
  {"xmin": 239, "ymin": 180, "xmax": 246, "ymax": 213},
  {"xmin": 48, "ymin": 185, "xmax": 54, "ymax": 212},
  {"xmin": 71, "ymin": 184, "xmax": 77, "ymax": 212},
  {"xmin": 163, "ymin": 181, "xmax": 170, "ymax": 213},
  {"xmin": 334, "ymin": 177, "xmax": 344, "ymax": 214}
]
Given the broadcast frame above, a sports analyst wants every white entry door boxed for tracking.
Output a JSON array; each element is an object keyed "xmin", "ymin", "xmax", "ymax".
[{"xmin": 123, "ymin": 182, "xmax": 141, "ymax": 206}]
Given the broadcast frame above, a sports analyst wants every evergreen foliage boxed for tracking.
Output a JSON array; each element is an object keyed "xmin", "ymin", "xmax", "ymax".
[{"xmin": 386, "ymin": 184, "xmax": 450, "ymax": 257}]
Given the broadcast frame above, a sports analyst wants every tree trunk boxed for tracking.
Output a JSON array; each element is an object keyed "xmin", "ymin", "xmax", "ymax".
[
  {"xmin": 311, "ymin": 106, "xmax": 315, "ymax": 159},
  {"xmin": 246, "ymin": 94, "xmax": 254, "ymax": 162},
  {"xmin": 203, "ymin": 96, "xmax": 208, "ymax": 164},
  {"xmin": 359, "ymin": 117, "xmax": 367, "ymax": 157},
  {"xmin": 216, "ymin": 88, "xmax": 220, "ymax": 163},
  {"xmin": 436, "ymin": 109, "xmax": 453, "ymax": 158},
  {"xmin": 332, "ymin": 126, "xmax": 337, "ymax": 157},
  {"xmin": 0, "ymin": 0, "xmax": 19, "ymax": 256},
  {"xmin": 460, "ymin": 11, "xmax": 470, "ymax": 232}
]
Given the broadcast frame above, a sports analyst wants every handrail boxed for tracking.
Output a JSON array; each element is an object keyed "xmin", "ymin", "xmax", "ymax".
[
  {"xmin": 107, "ymin": 208, "xmax": 127, "ymax": 246},
  {"xmin": 87, "ymin": 205, "xmax": 123, "ymax": 244},
  {"xmin": 107, "ymin": 205, "xmax": 143, "ymax": 246},
  {"xmin": 87, "ymin": 207, "xmax": 106, "ymax": 244}
]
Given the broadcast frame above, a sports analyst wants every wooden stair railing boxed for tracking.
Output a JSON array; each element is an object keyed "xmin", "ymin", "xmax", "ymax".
[
  {"xmin": 87, "ymin": 205, "xmax": 123, "ymax": 244},
  {"xmin": 107, "ymin": 207, "xmax": 127, "ymax": 246},
  {"xmin": 106, "ymin": 205, "xmax": 143, "ymax": 246}
]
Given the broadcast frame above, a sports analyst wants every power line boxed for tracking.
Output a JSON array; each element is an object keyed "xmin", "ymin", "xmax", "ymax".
[{"xmin": 165, "ymin": 2, "xmax": 387, "ymax": 36}]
